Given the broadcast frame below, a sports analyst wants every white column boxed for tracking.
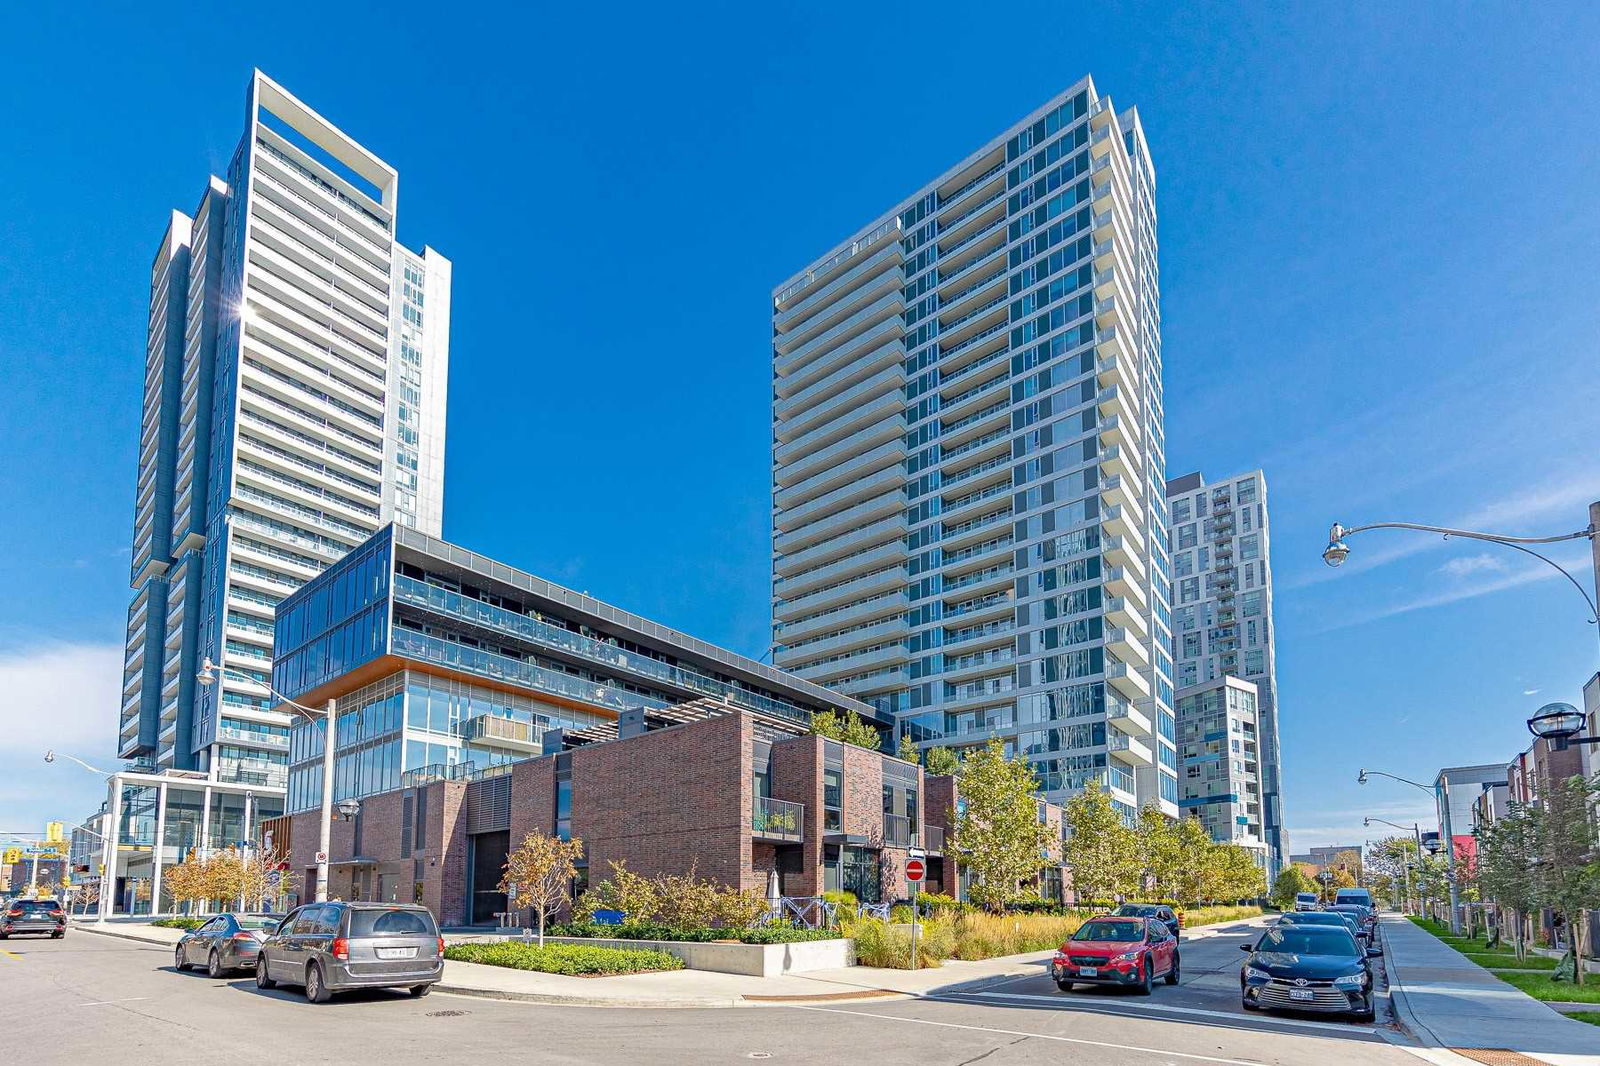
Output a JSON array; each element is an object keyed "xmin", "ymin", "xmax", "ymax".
[
  {"xmin": 317, "ymin": 698, "xmax": 337, "ymax": 902},
  {"xmin": 97, "ymin": 777, "xmax": 121, "ymax": 922},
  {"xmin": 150, "ymin": 781, "xmax": 169, "ymax": 916}
]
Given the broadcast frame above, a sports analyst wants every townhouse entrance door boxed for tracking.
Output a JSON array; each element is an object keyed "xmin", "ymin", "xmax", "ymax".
[{"xmin": 842, "ymin": 846, "xmax": 880, "ymax": 904}]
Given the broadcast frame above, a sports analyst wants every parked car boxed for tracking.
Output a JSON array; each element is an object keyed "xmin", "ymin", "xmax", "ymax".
[
  {"xmin": 1240, "ymin": 923, "xmax": 1379, "ymax": 1021},
  {"xmin": 1276, "ymin": 909, "xmax": 1366, "ymax": 945},
  {"xmin": 1051, "ymin": 916, "xmax": 1179, "ymax": 995},
  {"xmin": 1110, "ymin": 903, "xmax": 1181, "ymax": 938},
  {"xmin": 174, "ymin": 913, "xmax": 284, "ymax": 977},
  {"xmin": 255, "ymin": 901, "xmax": 443, "ymax": 1003},
  {"xmin": 1334, "ymin": 887, "xmax": 1374, "ymax": 910},
  {"xmin": 1, "ymin": 899, "xmax": 66, "ymax": 939},
  {"xmin": 1294, "ymin": 892, "xmax": 1321, "ymax": 911},
  {"xmin": 1328, "ymin": 903, "xmax": 1377, "ymax": 937}
]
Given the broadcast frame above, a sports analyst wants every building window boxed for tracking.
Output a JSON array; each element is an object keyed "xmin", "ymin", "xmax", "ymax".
[{"xmin": 824, "ymin": 769, "xmax": 842, "ymax": 832}]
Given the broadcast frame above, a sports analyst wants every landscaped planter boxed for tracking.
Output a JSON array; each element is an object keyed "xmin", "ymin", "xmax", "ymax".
[{"xmin": 454, "ymin": 934, "xmax": 854, "ymax": 977}]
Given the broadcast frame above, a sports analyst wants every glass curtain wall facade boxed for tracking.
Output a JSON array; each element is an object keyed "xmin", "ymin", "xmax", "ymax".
[
  {"xmin": 1175, "ymin": 676, "xmax": 1266, "ymax": 863},
  {"xmin": 1165, "ymin": 469, "xmax": 1283, "ymax": 875},
  {"xmin": 771, "ymin": 77, "xmax": 1175, "ymax": 817},
  {"xmin": 117, "ymin": 70, "xmax": 450, "ymax": 790}
]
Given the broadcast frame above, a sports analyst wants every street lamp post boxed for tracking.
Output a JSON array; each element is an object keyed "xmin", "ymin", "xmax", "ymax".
[
  {"xmin": 1361, "ymin": 768, "xmax": 1463, "ymax": 933},
  {"xmin": 44, "ymin": 751, "xmax": 117, "ymax": 923},
  {"xmin": 198, "ymin": 658, "xmax": 337, "ymax": 903},
  {"xmin": 1365, "ymin": 817, "xmax": 1423, "ymax": 914}
]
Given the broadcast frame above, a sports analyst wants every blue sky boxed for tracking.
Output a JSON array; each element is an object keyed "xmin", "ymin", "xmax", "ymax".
[{"xmin": 2, "ymin": 3, "xmax": 1598, "ymax": 849}]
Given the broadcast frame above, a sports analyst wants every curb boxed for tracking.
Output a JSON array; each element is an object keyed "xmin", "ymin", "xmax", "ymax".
[
  {"xmin": 71, "ymin": 924, "xmax": 179, "ymax": 949},
  {"xmin": 432, "ymin": 983, "xmax": 742, "ymax": 1009}
]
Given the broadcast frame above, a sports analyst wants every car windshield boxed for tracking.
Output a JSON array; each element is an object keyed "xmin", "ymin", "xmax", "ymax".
[
  {"xmin": 346, "ymin": 908, "xmax": 436, "ymax": 938},
  {"xmin": 237, "ymin": 916, "xmax": 282, "ymax": 931},
  {"xmin": 1074, "ymin": 920, "xmax": 1143, "ymax": 942},
  {"xmin": 1114, "ymin": 905, "xmax": 1158, "ymax": 916},
  {"xmin": 1256, "ymin": 928, "xmax": 1358, "ymax": 957},
  {"xmin": 1283, "ymin": 912, "xmax": 1343, "ymax": 924},
  {"xmin": 15, "ymin": 901, "xmax": 58, "ymax": 912}
]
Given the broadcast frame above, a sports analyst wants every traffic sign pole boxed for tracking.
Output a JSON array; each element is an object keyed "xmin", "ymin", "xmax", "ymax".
[{"xmin": 905, "ymin": 855, "xmax": 926, "ymax": 971}]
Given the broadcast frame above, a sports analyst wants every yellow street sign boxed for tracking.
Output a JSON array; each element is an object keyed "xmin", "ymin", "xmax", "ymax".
[
  {"xmin": 2, "ymin": 848, "xmax": 20, "ymax": 865},
  {"xmin": 45, "ymin": 821, "xmax": 65, "ymax": 844}
]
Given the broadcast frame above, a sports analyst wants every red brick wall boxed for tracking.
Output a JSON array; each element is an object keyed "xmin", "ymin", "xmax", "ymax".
[
  {"xmin": 770, "ymin": 734, "xmax": 825, "ymax": 896},
  {"xmin": 841, "ymin": 744, "xmax": 885, "ymax": 839},
  {"xmin": 571, "ymin": 711, "xmax": 756, "ymax": 891},
  {"xmin": 418, "ymin": 781, "xmax": 468, "ymax": 926},
  {"xmin": 508, "ymin": 756, "xmax": 557, "ymax": 849}
]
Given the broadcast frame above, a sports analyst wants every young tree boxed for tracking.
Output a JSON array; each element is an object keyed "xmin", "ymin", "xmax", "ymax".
[
  {"xmin": 1210, "ymin": 844, "xmax": 1267, "ymax": 902},
  {"xmin": 1061, "ymin": 780, "xmax": 1138, "ymax": 906},
  {"xmin": 1476, "ymin": 806, "xmax": 1538, "ymax": 960},
  {"xmin": 1169, "ymin": 816, "xmax": 1217, "ymax": 905},
  {"xmin": 1134, "ymin": 806, "xmax": 1180, "ymax": 900},
  {"xmin": 808, "ymin": 709, "xmax": 883, "ymax": 752},
  {"xmin": 502, "ymin": 831, "xmax": 585, "ymax": 946},
  {"xmin": 1269, "ymin": 866, "xmax": 1317, "ymax": 910},
  {"xmin": 161, "ymin": 855, "xmax": 213, "ymax": 914},
  {"xmin": 896, "ymin": 733, "xmax": 921, "ymax": 764},
  {"xmin": 925, "ymin": 746, "xmax": 961, "ymax": 777},
  {"xmin": 1531, "ymin": 775, "xmax": 1600, "ymax": 984},
  {"xmin": 950, "ymin": 738, "xmax": 1054, "ymax": 911},
  {"xmin": 1364, "ymin": 837, "xmax": 1418, "ymax": 912}
]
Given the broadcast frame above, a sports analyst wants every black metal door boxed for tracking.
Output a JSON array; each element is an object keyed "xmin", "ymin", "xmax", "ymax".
[
  {"xmin": 468, "ymin": 830, "xmax": 510, "ymax": 925},
  {"xmin": 842, "ymin": 847, "xmax": 881, "ymax": 903}
]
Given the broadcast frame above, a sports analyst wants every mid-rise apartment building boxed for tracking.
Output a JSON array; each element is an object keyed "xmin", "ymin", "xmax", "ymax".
[
  {"xmin": 770, "ymin": 77, "xmax": 1176, "ymax": 819},
  {"xmin": 118, "ymin": 70, "xmax": 450, "ymax": 791},
  {"xmin": 1175, "ymin": 676, "xmax": 1266, "ymax": 863},
  {"xmin": 1164, "ymin": 469, "xmax": 1283, "ymax": 874}
]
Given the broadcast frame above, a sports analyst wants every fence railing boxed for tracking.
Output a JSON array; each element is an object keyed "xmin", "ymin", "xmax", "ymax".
[{"xmin": 752, "ymin": 797, "xmax": 805, "ymax": 842}]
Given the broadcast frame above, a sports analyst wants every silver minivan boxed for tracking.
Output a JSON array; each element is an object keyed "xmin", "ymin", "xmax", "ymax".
[{"xmin": 255, "ymin": 902, "xmax": 443, "ymax": 1003}]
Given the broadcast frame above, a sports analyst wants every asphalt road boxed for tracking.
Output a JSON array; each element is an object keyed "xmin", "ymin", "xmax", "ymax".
[{"xmin": 0, "ymin": 922, "xmax": 1427, "ymax": 1066}]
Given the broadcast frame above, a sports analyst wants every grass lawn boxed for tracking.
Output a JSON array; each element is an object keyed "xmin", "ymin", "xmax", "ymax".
[
  {"xmin": 1495, "ymin": 971, "xmax": 1600, "ymax": 1004},
  {"xmin": 1565, "ymin": 1011, "xmax": 1600, "ymax": 1027},
  {"xmin": 1442, "ymin": 937, "xmax": 1518, "ymax": 955},
  {"xmin": 1465, "ymin": 952, "xmax": 1557, "ymax": 971}
]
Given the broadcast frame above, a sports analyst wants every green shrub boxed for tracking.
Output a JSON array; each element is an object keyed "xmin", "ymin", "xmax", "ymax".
[
  {"xmin": 444, "ymin": 941, "xmax": 683, "ymax": 976},
  {"xmin": 152, "ymin": 917, "xmax": 206, "ymax": 930},
  {"xmin": 571, "ymin": 861, "xmax": 768, "ymax": 930},
  {"xmin": 917, "ymin": 892, "xmax": 969, "ymax": 914},
  {"xmin": 821, "ymin": 890, "xmax": 857, "ymax": 910},
  {"xmin": 849, "ymin": 917, "xmax": 953, "ymax": 968},
  {"xmin": 1183, "ymin": 905, "xmax": 1262, "ymax": 928},
  {"xmin": 546, "ymin": 921, "xmax": 841, "ymax": 944}
]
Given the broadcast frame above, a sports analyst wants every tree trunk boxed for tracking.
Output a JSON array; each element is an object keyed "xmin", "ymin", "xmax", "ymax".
[
  {"xmin": 537, "ymin": 906, "xmax": 546, "ymax": 948},
  {"xmin": 1576, "ymin": 909, "xmax": 1588, "ymax": 987}
]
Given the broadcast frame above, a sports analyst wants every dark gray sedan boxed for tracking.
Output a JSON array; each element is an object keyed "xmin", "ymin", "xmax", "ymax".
[{"xmin": 174, "ymin": 913, "xmax": 284, "ymax": 977}]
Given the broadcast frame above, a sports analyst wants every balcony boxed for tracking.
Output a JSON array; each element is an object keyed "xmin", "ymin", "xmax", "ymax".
[
  {"xmin": 884, "ymin": 814, "xmax": 916, "ymax": 849},
  {"xmin": 774, "ymin": 293, "xmax": 903, "ymax": 377},
  {"xmin": 1107, "ymin": 733, "xmax": 1154, "ymax": 767},
  {"xmin": 774, "ymin": 245, "xmax": 902, "ymax": 333},
  {"xmin": 1106, "ymin": 695, "xmax": 1152, "ymax": 736},
  {"xmin": 1104, "ymin": 626, "xmax": 1149, "ymax": 666},
  {"xmin": 922, "ymin": 824, "xmax": 946, "ymax": 855},
  {"xmin": 752, "ymin": 796, "xmax": 805, "ymax": 843},
  {"xmin": 1106, "ymin": 661, "xmax": 1151, "ymax": 700},
  {"xmin": 1098, "ymin": 412, "xmax": 1130, "ymax": 452},
  {"xmin": 1103, "ymin": 595, "xmax": 1147, "ymax": 635},
  {"xmin": 460, "ymin": 713, "xmax": 544, "ymax": 754}
]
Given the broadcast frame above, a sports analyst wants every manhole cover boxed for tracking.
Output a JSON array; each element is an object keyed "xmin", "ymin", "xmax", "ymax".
[{"xmin": 426, "ymin": 1010, "xmax": 470, "ymax": 1018}]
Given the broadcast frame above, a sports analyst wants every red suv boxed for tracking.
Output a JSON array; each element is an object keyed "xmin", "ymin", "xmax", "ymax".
[{"xmin": 1052, "ymin": 915, "xmax": 1179, "ymax": 995}]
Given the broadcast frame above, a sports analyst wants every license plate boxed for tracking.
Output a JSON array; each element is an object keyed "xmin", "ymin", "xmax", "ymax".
[
  {"xmin": 1078, "ymin": 966, "xmax": 1098, "ymax": 977},
  {"xmin": 376, "ymin": 947, "xmax": 417, "ymax": 960},
  {"xmin": 1288, "ymin": 988, "xmax": 1314, "ymax": 1001}
]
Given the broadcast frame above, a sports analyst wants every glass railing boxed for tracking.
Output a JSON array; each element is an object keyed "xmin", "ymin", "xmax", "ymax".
[
  {"xmin": 942, "ymin": 534, "xmax": 1012, "ymax": 567},
  {"xmin": 939, "ymin": 292, "xmax": 1008, "ymax": 335},
  {"xmin": 941, "ymin": 427, "xmax": 1009, "ymax": 464},
  {"xmin": 938, "ymin": 267, "xmax": 1006, "ymax": 313},
  {"xmin": 777, "ymin": 218, "xmax": 900, "ymax": 304},
  {"xmin": 944, "ymin": 564, "xmax": 1012, "ymax": 595},
  {"xmin": 941, "ymin": 397, "xmax": 1009, "ymax": 436},
  {"xmin": 884, "ymin": 814, "xmax": 915, "ymax": 848},
  {"xmin": 393, "ymin": 578, "xmax": 811, "ymax": 724},
  {"xmin": 752, "ymin": 796, "xmax": 805, "ymax": 842},
  {"xmin": 944, "ymin": 481, "xmax": 1011, "ymax": 514},
  {"xmin": 923, "ymin": 825, "xmax": 946, "ymax": 852}
]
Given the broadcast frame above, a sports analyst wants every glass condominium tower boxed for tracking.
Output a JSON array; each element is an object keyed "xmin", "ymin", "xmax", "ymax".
[
  {"xmin": 771, "ymin": 77, "xmax": 1177, "ymax": 819},
  {"xmin": 1164, "ymin": 469, "xmax": 1284, "ymax": 875},
  {"xmin": 119, "ymin": 71, "xmax": 450, "ymax": 786}
]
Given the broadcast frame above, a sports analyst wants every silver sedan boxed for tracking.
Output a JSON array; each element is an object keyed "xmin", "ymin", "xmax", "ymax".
[{"xmin": 174, "ymin": 913, "xmax": 285, "ymax": 978}]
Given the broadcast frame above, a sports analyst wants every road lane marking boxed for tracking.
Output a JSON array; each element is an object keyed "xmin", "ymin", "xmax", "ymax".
[
  {"xmin": 954, "ymin": 990, "xmax": 1380, "ymax": 1035},
  {"xmin": 73, "ymin": 998, "xmax": 150, "ymax": 1007},
  {"xmin": 0, "ymin": 948, "xmax": 20, "ymax": 960},
  {"xmin": 786, "ymin": 1004, "xmax": 1269, "ymax": 1065}
]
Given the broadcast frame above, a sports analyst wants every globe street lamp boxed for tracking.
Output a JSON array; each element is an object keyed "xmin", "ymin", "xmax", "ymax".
[
  {"xmin": 198, "ymin": 657, "xmax": 339, "ymax": 902},
  {"xmin": 1360, "ymin": 768, "xmax": 1463, "ymax": 933},
  {"xmin": 1526, "ymin": 701, "xmax": 1599, "ymax": 752}
]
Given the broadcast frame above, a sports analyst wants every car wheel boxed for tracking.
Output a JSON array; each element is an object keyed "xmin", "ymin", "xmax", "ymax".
[
  {"xmin": 1135, "ymin": 956, "xmax": 1153, "ymax": 996},
  {"xmin": 304, "ymin": 962, "xmax": 332, "ymax": 1004},
  {"xmin": 1055, "ymin": 979, "xmax": 1074, "ymax": 992},
  {"xmin": 255, "ymin": 957, "xmax": 276, "ymax": 990},
  {"xmin": 208, "ymin": 950, "xmax": 224, "ymax": 979},
  {"xmin": 1242, "ymin": 996, "xmax": 1261, "ymax": 1011},
  {"xmin": 174, "ymin": 945, "xmax": 189, "ymax": 971},
  {"xmin": 52, "ymin": 931, "xmax": 64, "ymax": 939},
  {"xmin": 409, "ymin": 984, "xmax": 431, "ymax": 998},
  {"xmin": 1353, "ymin": 996, "xmax": 1375, "ymax": 1023},
  {"xmin": 1165, "ymin": 952, "xmax": 1180, "ymax": 985}
]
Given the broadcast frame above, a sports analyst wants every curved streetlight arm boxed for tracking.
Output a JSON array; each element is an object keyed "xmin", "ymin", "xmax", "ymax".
[
  {"xmin": 200, "ymin": 659, "xmax": 326, "ymax": 721},
  {"xmin": 44, "ymin": 751, "xmax": 109, "ymax": 776},
  {"xmin": 1332, "ymin": 520, "xmax": 1595, "ymax": 548},
  {"xmin": 1329, "ymin": 520, "xmax": 1599, "ymax": 627},
  {"xmin": 1364, "ymin": 816, "xmax": 1420, "ymax": 834},
  {"xmin": 1359, "ymin": 768, "xmax": 1435, "ymax": 795}
]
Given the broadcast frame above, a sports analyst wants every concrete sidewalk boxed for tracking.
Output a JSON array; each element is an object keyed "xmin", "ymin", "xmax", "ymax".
[
  {"xmin": 71, "ymin": 912, "xmax": 1260, "ymax": 1010},
  {"xmin": 1380, "ymin": 914, "xmax": 1600, "ymax": 1065}
]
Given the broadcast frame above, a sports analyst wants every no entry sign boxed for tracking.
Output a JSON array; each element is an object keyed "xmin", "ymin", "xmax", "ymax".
[{"xmin": 906, "ymin": 857, "xmax": 926, "ymax": 882}]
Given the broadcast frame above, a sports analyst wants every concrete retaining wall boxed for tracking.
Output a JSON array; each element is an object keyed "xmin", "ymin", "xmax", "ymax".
[{"xmin": 456, "ymin": 934, "xmax": 854, "ymax": 977}]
